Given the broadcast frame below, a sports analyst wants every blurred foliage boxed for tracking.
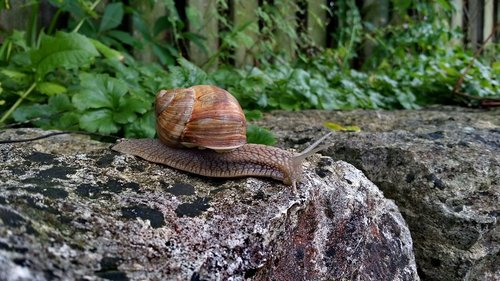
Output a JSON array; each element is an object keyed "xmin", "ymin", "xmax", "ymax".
[{"xmin": 0, "ymin": 0, "xmax": 498, "ymax": 144}]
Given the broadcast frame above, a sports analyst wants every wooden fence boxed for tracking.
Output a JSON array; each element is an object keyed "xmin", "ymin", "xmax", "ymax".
[
  {"xmin": 0, "ymin": 0, "xmax": 498, "ymax": 68},
  {"xmin": 184, "ymin": 0, "xmax": 498, "ymax": 67}
]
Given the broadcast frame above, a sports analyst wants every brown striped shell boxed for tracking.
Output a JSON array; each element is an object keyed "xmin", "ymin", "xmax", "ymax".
[{"xmin": 155, "ymin": 85, "xmax": 247, "ymax": 151}]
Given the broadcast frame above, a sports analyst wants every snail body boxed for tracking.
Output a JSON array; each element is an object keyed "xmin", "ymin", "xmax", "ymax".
[{"xmin": 112, "ymin": 85, "xmax": 330, "ymax": 187}]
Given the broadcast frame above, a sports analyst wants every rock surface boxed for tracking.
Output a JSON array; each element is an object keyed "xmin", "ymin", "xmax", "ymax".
[
  {"xmin": 0, "ymin": 128, "xmax": 418, "ymax": 280},
  {"xmin": 259, "ymin": 106, "xmax": 499, "ymax": 281}
]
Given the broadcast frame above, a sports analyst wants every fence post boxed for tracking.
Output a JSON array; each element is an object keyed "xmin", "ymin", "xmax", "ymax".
[
  {"xmin": 307, "ymin": 0, "xmax": 327, "ymax": 47},
  {"xmin": 131, "ymin": 1, "xmax": 165, "ymax": 63},
  {"xmin": 233, "ymin": 0, "xmax": 259, "ymax": 67},
  {"xmin": 451, "ymin": 0, "xmax": 464, "ymax": 46},
  {"xmin": 467, "ymin": 0, "xmax": 483, "ymax": 50},
  {"xmin": 362, "ymin": 0, "xmax": 389, "ymax": 61},
  {"xmin": 276, "ymin": 0, "xmax": 298, "ymax": 60},
  {"xmin": 482, "ymin": 0, "xmax": 494, "ymax": 45},
  {"xmin": 188, "ymin": 0, "xmax": 219, "ymax": 70},
  {"xmin": 0, "ymin": 0, "xmax": 31, "ymax": 32}
]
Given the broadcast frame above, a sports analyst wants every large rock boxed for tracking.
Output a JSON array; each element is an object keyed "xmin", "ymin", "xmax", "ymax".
[
  {"xmin": 0, "ymin": 128, "xmax": 418, "ymax": 280},
  {"xmin": 259, "ymin": 106, "xmax": 499, "ymax": 281}
]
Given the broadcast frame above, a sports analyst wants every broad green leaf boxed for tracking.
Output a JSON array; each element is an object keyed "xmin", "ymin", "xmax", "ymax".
[
  {"xmin": 113, "ymin": 96, "xmax": 149, "ymax": 124},
  {"xmin": 152, "ymin": 44, "xmax": 176, "ymax": 66},
  {"xmin": 182, "ymin": 32, "xmax": 207, "ymax": 53},
  {"xmin": 48, "ymin": 94, "xmax": 73, "ymax": 112},
  {"xmin": 113, "ymin": 109, "xmax": 137, "ymax": 124},
  {"xmin": 55, "ymin": 111, "xmax": 79, "ymax": 130},
  {"xmin": 244, "ymin": 109, "xmax": 262, "ymax": 121},
  {"xmin": 108, "ymin": 30, "xmax": 140, "ymax": 47},
  {"xmin": 99, "ymin": 2, "xmax": 123, "ymax": 32},
  {"xmin": 47, "ymin": 0, "xmax": 92, "ymax": 18},
  {"xmin": 119, "ymin": 95, "xmax": 150, "ymax": 115},
  {"xmin": 79, "ymin": 109, "xmax": 119, "ymax": 134},
  {"xmin": 12, "ymin": 104, "xmax": 49, "ymax": 122},
  {"xmin": 395, "ymin": 89, "xmax": 418, "ymax": 109},
  {"xmin": 246, "ymin": 124, "xmax": 276, "ymax": 145},
  {"xmin": 278, "ymin": 95, "xmax": 299, "ymax": 110},
  {"xmin": 31, "ymin": 32, "xmax": 99, "ymax": 79},
  {"xmin": 492, "ymin": 62, "xmax": 500, "ymax": 72},
  {"xmin": 124, "ymin": 111, "xmax": 156, "ymax": 138},
  {"xmin": 154, "ymin": 15, "xmax": 173, "ymax": 36},
  {"xmin": 73, "ymin": 73, "xmax": 128, "ymax": 110},
  {"xmin": 36, "ymin": 82, "xmax": 67, "ymax": 96},
  {"xmin": 12, "ymin": 94, "xmax": 76, "ymax": 129}
]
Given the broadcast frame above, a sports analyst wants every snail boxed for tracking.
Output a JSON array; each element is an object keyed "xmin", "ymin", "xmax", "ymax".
[{"xmin": 112, "ymin": 85, "xmax": 331, "ymax": 187}]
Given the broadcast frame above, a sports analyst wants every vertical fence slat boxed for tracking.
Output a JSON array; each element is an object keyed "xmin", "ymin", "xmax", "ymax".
[
  {"xmin": 0, "ymin": 0, "xmax": 33, "ymax": 43},
  {"xmin": 188, "ymin": 0, "xmax": 219, "ymax": 69},
  {"xmin": 451, "ymin": 0, "xmax": 464, "ymax": 29},
  {"xmin": 276, "ymin": 0, "xmax": 298, "ymax": 60},
  {"xmin": 132, "ymin": 1, "xmax": 165, "ymax": 63},
  {"xmin": 497, "ymin": 0, "xmax": 500, "ymax": 43},
  {"xmin": 362, "ymin": 0, "xmax": 389, "ymax": 60},
  {"xmin": 483, "ymin": 0, "xmax": 494, "ymax": 44},
  {"xmin": 467, "ymin": 0, "xmax": 483, "ymax": 50},
  {"xmin": 307, "ymin": 0, "xmax": 327, "ymax": 47},
  {"xmin": 451, "ymin": 0, "xmax": 464, "ymax": 45},
  {"xmin": 233, "ymin": 0, "xmax": 259, "ymax": 67}
]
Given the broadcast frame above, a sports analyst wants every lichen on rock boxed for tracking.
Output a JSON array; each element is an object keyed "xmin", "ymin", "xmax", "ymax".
[{"xmin": 0, "ymin": 128, "xmax": 418, "ymax": 280}]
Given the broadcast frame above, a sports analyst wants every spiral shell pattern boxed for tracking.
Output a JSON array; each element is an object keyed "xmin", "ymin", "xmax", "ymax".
[{"xmin": 155, "ymin": 85, "xmax": 247, "ymax": 151}]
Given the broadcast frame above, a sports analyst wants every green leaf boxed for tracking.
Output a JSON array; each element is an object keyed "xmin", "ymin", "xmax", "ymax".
[
  {"xmin": 1, "ymin": 69, "xmax": 28, "ymax": 80},
  {"xmin": 177, "ymin": 57, "xmax": 208, "ymax": 84},
  {"xmin": 12, "ymin": 104, "xmax": 49, "ymax": 123},
  {"xmin": 90, "ymin": 39, "xmax": 124, "ymax": 61},
  {"xmin": 492, "ymin": 62, "xmax": 500, "ymax": 72},
  {"xmin": 278, "ymin": 95, "xmax": 299, "ymax": 110},
  {"xmin": 99, "ymin": 2, "xmax": 123, "ymax": 32},
  {"xmin": 31, "ymin": 32, "xmax": 99, "ymax": 79},
  {"xmin": 11, "ymin": 94, "xmax": 76, "ymax": 129},
  {"xmin": 113, "ymin": 96, "xmax": 149, "ymax": 124},
  {"xmin": 119, "ymin": 95, "xmax": 150, "ymax": 115},
  {"xmin": 36, "ymin": 82, "xmax": 67, "ymax": 96},
  {"xmin": 48, "ymin": 94, "xmax": 73, "ymax": 112},
  {"xmin": 153, "ymin": 15, "xmax": 173, "ymax": 36},
  {"xmin": 108, "ymin": 30, "xmax": 139, "ymax": 46},
  {"xmin": 124, "ymin": 111, "xmax": 156, "ymax": 138},
  {"xmin": 244, "ymin": 109, "xmax": 262, "ymax": 121},
  {"xmin": 395, "ymin": 89, "xmax": 418, "ymax": 109},
  {"xmin": 79, "ymin": 109, "xmax": 119, "ymax": 134},
  {"xmin": 73, "ymin": 73, "xmax": 128, "ymax": 110},
  {"xmin": 55, "ymin": 111, "xmax": 79, "ymax": 130},
  {"xmin": 246, "ymin": 124, "xmax": 276, "ymax": 145},
  {"xmin": 132, "ymin": 13, "xmax": 152, "ymax": 41}
]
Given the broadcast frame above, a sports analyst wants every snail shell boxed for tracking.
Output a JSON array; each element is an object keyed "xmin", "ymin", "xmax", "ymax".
[{"xmin": 155, "ymin": 85, "xmax": 246, "ymax": 152}]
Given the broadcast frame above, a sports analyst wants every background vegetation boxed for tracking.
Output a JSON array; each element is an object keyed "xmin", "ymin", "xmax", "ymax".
[{"xmin": 0, "ymin": 0, "xmax": 498, "ymax": 141}]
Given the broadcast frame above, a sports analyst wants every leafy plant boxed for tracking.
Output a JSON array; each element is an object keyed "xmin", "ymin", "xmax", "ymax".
[
  {"xmin": 72, "ymin": 73, "xmax": 150, "ymax": 135},
  {"xmin": 0, "ymin": 31, "xmax": 100, "ymax": 123},
  {"xmin": 0, "ymin": 0, "xmax": 498, "ymax": 145}
]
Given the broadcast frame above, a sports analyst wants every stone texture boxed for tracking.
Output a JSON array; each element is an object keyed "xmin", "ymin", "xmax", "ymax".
[
  {"xmin": 259, "ymin": 106, "xmax": 499, "ymax": 281},
  {"xmin": 0, "ymin": 128, "xmax": 418, "ymax": 280}
]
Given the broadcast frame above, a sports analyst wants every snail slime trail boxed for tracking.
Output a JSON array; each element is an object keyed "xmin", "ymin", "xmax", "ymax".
[{"xmin": 112, "ymin": 85, "xmax": 332, "ymax": 187}]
